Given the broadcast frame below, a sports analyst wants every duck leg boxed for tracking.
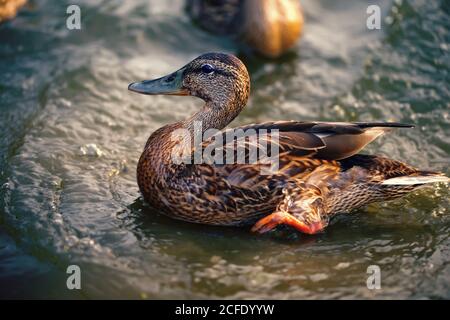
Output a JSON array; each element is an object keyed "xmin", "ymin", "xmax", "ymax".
[
  {"xmin": 252, "ymin": 166, "xmax": 339, "ymax": 234},
  {"xmin": 251, "ymin": 183, "xmax": 328, "ymax": 234}
]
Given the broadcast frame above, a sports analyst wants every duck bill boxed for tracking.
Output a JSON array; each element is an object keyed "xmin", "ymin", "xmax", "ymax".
[{"xmin": 128, "ymin": 67, "xmax": 188, "ymax": 96}]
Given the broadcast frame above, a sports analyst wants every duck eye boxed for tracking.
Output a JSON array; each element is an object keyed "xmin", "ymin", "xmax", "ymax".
[{"xmin": 201, "ymin": 64, "xmax": 215, "ymax": 74}]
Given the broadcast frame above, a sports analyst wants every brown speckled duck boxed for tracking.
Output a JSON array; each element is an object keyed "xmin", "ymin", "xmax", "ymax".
[
  {"xmin": 187, "ymin": 0, "xmax": 304, "ymax": 58},
  {"xmin": 128, "ymin": 53, "xmax": 449, "ymax": 235}
]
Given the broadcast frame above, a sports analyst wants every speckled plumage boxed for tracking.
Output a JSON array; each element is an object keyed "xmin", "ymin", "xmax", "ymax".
[{"xmin": 131, "ymin": 53, "xmax": 448, "ymax": 234}]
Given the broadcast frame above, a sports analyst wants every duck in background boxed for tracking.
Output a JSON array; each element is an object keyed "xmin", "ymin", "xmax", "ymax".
[
  {"xmin": 0, "ymin": 0, "xmax": 26, "ymax": 23},
  {"xmin": 187, "ymin": 0, "xmax": 304, "ymax": 58}
]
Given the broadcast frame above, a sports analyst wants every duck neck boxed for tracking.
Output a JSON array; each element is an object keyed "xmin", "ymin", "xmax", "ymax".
[
  {"xmin": 144, "ymin": 89, "xmax": 249, "ymax": 161},
  {"xmin": 183, "ymin": 92, "xmax": 248, "ymax": 137}
]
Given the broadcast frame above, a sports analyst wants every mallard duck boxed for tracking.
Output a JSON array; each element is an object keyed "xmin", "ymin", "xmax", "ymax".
[
  {"xmin": 128, "ymin": 53, "xmax": 449, "ymax": 235},
  {"xmin": 187, "ymin": 0, "xmax": 304, "ymax": 58}
]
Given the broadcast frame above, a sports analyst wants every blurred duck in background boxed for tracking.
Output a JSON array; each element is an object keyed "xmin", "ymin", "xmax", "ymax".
[
  {"xmin": 187, "ymin": 0, "xmax": 304, "ymax": 58},
  {"xmin": 0, "ymin": 0, "xmax": 26, "ymax": 23}
]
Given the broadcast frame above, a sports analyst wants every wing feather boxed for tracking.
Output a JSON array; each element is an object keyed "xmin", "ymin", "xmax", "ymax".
[{"xmin": 183, "ymin": 121, "xmax": 413, "ymax": 188}]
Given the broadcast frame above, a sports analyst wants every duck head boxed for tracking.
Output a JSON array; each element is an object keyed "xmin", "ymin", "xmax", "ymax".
[{"xmin": 128, "ymin": 53, "xmax": 250, "ymax": 131}]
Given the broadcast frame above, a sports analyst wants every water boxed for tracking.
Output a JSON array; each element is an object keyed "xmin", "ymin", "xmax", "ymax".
[{"xmin": 0, "ymin": 0, "xmax": 449, "ymax": 299}]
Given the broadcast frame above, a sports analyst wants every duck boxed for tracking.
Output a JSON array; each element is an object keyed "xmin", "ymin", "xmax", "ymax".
[
  {"xmin": 0, "ymin": 0, "xmax": 26, "ymax": 23},
  {"xmin": 187, "ymin": 0, "xmax": 304, "ymax": 58},
  {"xmin": 128, "ymin": 52, "xmax": 449, "ymax": 235}
]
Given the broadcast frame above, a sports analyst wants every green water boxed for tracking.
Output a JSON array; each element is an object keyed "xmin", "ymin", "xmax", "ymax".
[{"xmin": 0, "ymin": 0, "xmax": 449, "ymax": 299}]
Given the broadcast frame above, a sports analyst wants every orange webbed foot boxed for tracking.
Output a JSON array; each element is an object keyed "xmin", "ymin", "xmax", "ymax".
[
  {"xmin": 251, "ymin": 211, "xmax": 326, "ymax": 235},
  {"xmin": 251, "ymin": 211, "xmax": 287, "ymax": 234}
]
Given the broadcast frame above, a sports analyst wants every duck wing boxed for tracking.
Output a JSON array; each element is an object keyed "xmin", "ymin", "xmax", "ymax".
[
  {"xmin": 203, "ymin": 121, "xmax": 413, "ymax": 163},
  {"xmin": 216, "ymin": 121, "xmax": 413, "ymax": 161},
  {"xmin": 196, "ymin": 121, "xmax": 413, "ymax": 188}
]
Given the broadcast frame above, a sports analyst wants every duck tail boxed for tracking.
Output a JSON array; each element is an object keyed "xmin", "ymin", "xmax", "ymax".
[{"xmin": 381, "ymin": 171, "xmax": 450, "ymax": 185}]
